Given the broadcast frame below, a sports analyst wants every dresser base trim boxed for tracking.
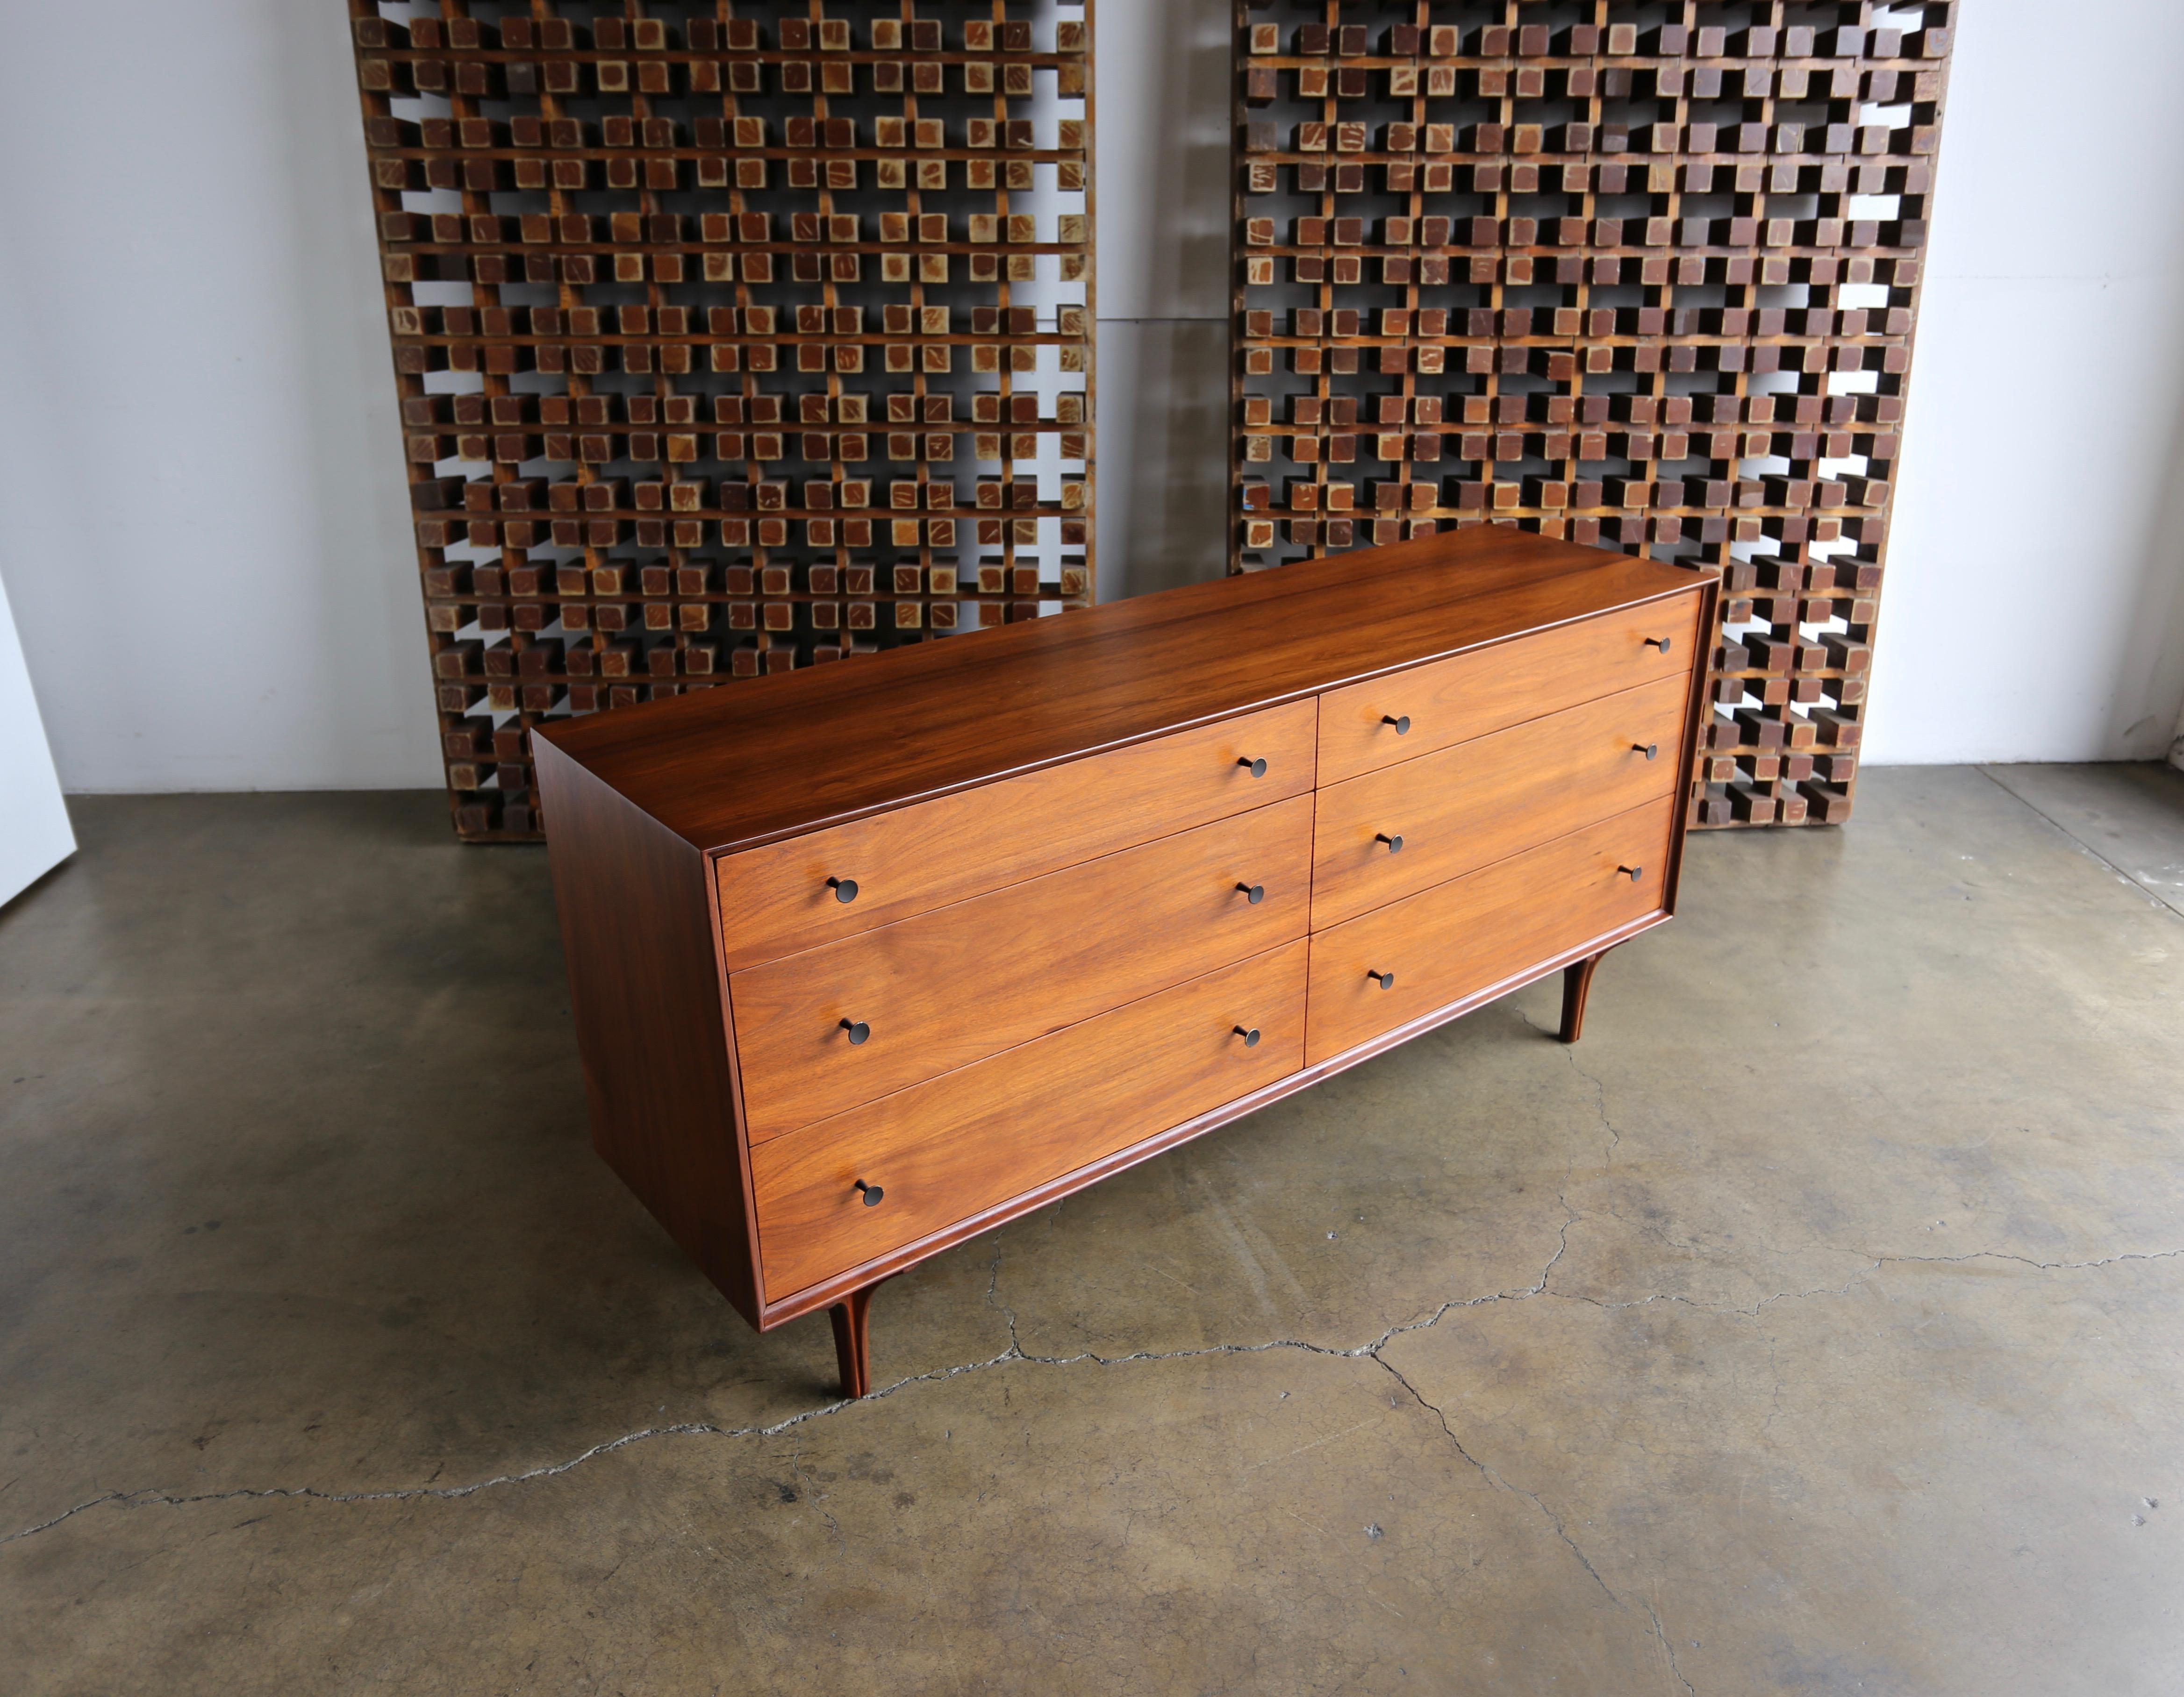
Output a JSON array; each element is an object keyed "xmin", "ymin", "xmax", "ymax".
[{"xmin": 752, "ymin": 906, "xmax": 1669, "ymax": 1329}]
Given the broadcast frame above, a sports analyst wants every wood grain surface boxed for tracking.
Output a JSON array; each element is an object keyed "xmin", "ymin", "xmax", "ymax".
[
  {"xmin": 1309, "ymin": 672, "xmax": 1690, "ymax": 931},
  {"xmin": 537, "ymin": 527, "xmax": 1696, "ymax": 852},
  {"xmin": 751, "ymin": 941, "xmax": 1309, "ymax": 1302},
  {"xmin": 730, "ymin": 794, "xmax": 1315, "ymax": 1141},
  {"xmin": 1305, "ymin": 797, "xmax": 1676, "ymax": 1065},
  {"xmin": 1315, "ymin": 592, "xmax": 1701, "ymax": 786},
  {"xmin": 713, "ymin": 699, "xmax": 1318, "ymax": 972},
  {"xmin": 532, "ymin": 738, "xmax": 763, "ymax": 1325}
]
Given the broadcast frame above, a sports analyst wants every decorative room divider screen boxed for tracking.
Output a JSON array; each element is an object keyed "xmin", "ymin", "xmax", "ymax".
[
  {"xmin": 349, "ymin": 1, "xmax": 1095, "ymax": 841},
  {"xmin": 1228, "ymin": 1, "xmax": 1952, "ymax": 828}
]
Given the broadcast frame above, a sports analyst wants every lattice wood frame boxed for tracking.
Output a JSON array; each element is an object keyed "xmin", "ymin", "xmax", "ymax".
[
  {"xmin": 350, "ymin": 0, "xmax": 1095, "ymax": 841},
  {"xmin": 1230, "ymin": 1, "xmax": 1951, "ymax": 827}
]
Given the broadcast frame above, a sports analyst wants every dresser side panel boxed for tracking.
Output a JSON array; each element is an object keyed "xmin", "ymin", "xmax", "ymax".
[
  {"xmin": 535, "ymin": 737, "xmax": 761, "ymax": 1325},
  {"xmin": 1662, "ymin": 579, "xmax": 1721, "ymax": 914}
]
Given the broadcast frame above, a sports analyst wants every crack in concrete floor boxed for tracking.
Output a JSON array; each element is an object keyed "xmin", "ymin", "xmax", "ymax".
[
  {"xmin": 7, "ymin": 1242, "xmax": 2182, "ymax": 1697},
  {"xmin": 3, "ymin": 1221, "xmax": 1580, "ymax": 1550},
  {"xmin": 1516, "ymin": 1006, "xmax": 1623, "ymax": 1155},
  {"xmin": 1646, "ymin": 1597, "xmax": 1700, "ymax": 1697},
  {"xmin": 13, "ymin": 1214, "xmax": 2179, "ymax": 1618}
]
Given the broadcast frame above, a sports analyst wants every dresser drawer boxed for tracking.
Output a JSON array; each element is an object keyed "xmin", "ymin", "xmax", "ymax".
[
  {"xmin": 751, "ymin": 941, "xmax": 1309, "ymax": 1301},
  {"xmin": 1310, "ymin": 672, "xmax": 1688, "ymax": 931},
  {"xmin": 1317, "ymin": 592, "xmax": 1700, "ymax": 787},
  {"xmin": 1305, "ymin": 797, "xmax": 1675, "ymax": 1064},
  {"xmin": 713, "ymin": 699, "xmax": 1318, "ymax": 971},
  {"xmin": 730, "ymin": 793, "xmax": 1313, "ymax": 1141}
]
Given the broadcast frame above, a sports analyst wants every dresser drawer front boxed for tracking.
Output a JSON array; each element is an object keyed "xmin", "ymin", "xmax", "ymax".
[
  {"xmin": 1310, "ymin": 672, "xmax": 1688, "ymax": 931},
  {"xmin": 730, "ymin": 793, "xmax": 1314, "ymax": 1141},
  {"xmin": 752, "ymin": 941, "xmax": 1309, "ymax": 1301},
  {"xmin": 713, "ymin": 699, "xmax": 1318, "ymax": 972},
  {"xmin": 1305, "ymin": 798, "xmax": 1674, "ymax": 1064},
  {"xmin": 1317, "ymin": 592, "xmax": 1700, "ymax": 787}
]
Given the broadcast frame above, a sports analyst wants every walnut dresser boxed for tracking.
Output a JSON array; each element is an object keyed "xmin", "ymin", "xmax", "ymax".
[{"xmin": 533, "ymin": 528, "xmax": 1713, "ymax": 1396}]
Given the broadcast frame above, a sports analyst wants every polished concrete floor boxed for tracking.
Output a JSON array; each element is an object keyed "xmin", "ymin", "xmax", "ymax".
[{"xmin": 3, "ymin": 763, "xmax": 2182, "ymax": 1695}]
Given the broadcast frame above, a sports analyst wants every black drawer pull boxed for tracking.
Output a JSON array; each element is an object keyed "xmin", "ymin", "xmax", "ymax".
[
  {"xmin": 1237, "ymin": 756, "xmax": 1268, "ymax": 777},
  {"xmin": 853, "ymin": 1179, "xmax": 884, "ymax": 1207},
  {"xmin": 1375, "ymin": 833, "xmax": 1404, "ymax": 854},
  {"xmin": 1632, "ymin": 742, "xmax": 1659, "ymax": 761},
  {"xmin": 839, "ymin": 1018, "xmax": 871, "ymax": 1045},
  {"xmin": 1368, "ymin": 970, "xmax": 1395, "ymax": 990},
  {"xmin": 1232, "ymin": 1025, "xmax": 1261, "ymax": 1048},
  {"xmin": 1643, "ymin": 636, "xmax": 1673, "ymax": 653},
  {"xmin": 825, "ymin": 876, "xmax": 859, "ymax": 904},
  {"xmin": 1236, "ymin": 881, "xmax": 1265, "ymax": 905},
  {"xmin": 1617, "ymin": 865, "xmax": 1644, "ymax": 882},
  {"xmin": 1381, "ymin": 714, "xmax": 1411, "ymax": 734}
]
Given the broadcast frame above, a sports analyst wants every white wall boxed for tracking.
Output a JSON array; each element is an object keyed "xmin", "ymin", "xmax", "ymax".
[
  {"xmin": 1863, "ymin": 0, "xmax": 2184, "ymax": 764},
  {"xmin": 0, "ymin": 1, "xmax": 438, "ymax": 790},
  {"xmin": 2, "ymin": 0, "xmax": 2180, "ymax": 790}
]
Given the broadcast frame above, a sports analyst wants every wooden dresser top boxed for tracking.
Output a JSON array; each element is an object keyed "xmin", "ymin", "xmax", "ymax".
[{"xmin": 537, "ymin": 528, "xmax": 1699, "ymax": 854}]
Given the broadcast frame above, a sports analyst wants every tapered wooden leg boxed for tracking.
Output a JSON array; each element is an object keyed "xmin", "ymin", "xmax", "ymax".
[
  {"xmin": 828, "ymin": 1283, "xmax": 879, "ymax": 1398},
  {"xmin": 1559, "ymin": 952, "xmax": 1605, "ymax": 1044}
]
